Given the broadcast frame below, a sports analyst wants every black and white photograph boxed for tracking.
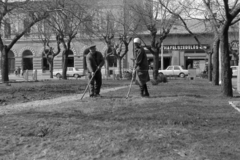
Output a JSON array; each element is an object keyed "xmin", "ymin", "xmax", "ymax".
[{"xmin": 1, "ymin": 0, "xmax": 240, "ymax": 159}]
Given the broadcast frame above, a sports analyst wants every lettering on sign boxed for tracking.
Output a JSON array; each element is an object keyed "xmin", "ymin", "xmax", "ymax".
[{"xmin": 163, "ymin": 45, "xmax": 208, "ymax": 50}]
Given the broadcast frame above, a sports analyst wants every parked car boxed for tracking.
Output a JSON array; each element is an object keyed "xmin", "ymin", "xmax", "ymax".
[
  {"xmin": 231, "ymin": 66, "xmax": 238, "ymax": 77},
  {"xmin": 158, "ymin": 65, "xmax": 188, "ymax": 78},
  {"xmin": 53, "ymin": 67, "xmax": 85, "ymax": 78}
]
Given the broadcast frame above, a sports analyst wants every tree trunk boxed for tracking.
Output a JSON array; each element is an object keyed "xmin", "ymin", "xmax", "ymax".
[
  {"xmin": 212, "ymin": 38, "xmax": 220, "ymax": 85},
  {"xmin": 47, "ymin": 57, "xmax": 54, "ymax": 78},
  {"xmin": 49, "ymin": 60, "xmax": 54, "ymax": 78},
  {"xmin": 153, "ymin": 51, "xmax": 159, "ymax": 80},
  {"xmin": 220, "ymin": 31, "xmax": 232, "ymax": 97},
  {"xmin": 104, "ymin": 48, "xmax": 111, "ymax": 78},
  {"xmin": 62, "ymin": 50, "xmax": 68, "ymax": 80},
  {"xmin": 117, "ymin": 57, "xmax": 122, "ymax": 78},
  {"xmin": 105, "ymin": 57, "xmax": 110, "ymax": 78},
  {"xmin": 1, "ymin": 46, "xmax": 9, "ymax": 82},
  {"xmin": 208, "ymin": 53, "xmax": 212, "ymax": 81}
]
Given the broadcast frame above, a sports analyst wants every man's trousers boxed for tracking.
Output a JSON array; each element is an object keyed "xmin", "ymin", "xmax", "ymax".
[{"xmin": 88, "ymin": 71, "xmax": 102, "ymax": 95}]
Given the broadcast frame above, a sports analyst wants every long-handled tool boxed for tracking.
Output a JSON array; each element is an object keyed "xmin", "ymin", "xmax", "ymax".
[
  {"xmin": 126, "ymin": 70, "xmax": 136, "ymax": 99},
  {"xmin": 80, "ymin": 68, "xmax": 99, "ymax": 100}
]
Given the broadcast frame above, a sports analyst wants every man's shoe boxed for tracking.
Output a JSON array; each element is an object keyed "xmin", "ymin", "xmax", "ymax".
[
  {"xmin": 142, "ymin": 93, "xmax": 150, "ymax": 97},
  {"xmin": 95, "ymin": 94, "xmax": 101, "ymax": 97},
  {"xmin": 89, "ymin": 94, "xmax": 95, "ymax": 97}
]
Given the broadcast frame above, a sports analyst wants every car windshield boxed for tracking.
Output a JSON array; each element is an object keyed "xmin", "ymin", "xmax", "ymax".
[{"xmin": 167, "ymin": 67, "xmax": 173, "ymax": 70}]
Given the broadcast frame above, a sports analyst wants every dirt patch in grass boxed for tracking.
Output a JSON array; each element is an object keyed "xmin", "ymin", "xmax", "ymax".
[
  {"xmin": 0, "ymin": 79, "xmax": 240, "ymax": 159},
  {"xmin": 0, "ymin": 79, "xmax": 129, "ymax": 106}
]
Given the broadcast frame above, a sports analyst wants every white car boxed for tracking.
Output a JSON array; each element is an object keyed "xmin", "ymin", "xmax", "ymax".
[
  {"xmin": 231, "ymin": 66, "xmax": 238, "ymax": 77},
  {"xmin": 53, "ymin": 67, "xmax": 85, "ymax": 78},
  {"xmin": 158, "ymin": 65, "xmax": 188, "ymax": 78}
]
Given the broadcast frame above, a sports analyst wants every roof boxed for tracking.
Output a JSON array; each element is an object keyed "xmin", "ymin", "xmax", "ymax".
[
  {"xmin": 170, "ymin": 19, "xmax": 213, "ymax": 34},
  {"xmin": 139, "ymin": 19, "xmax": 213, "ymax": 35}
]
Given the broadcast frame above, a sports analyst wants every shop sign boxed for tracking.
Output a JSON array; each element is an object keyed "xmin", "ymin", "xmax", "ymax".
[
  {"xmin": 163, "ymin": 45, "xmax": 208, "ymax": 50},
  {"xmin": 230, "ymin": 40, "xmax": 238, "ymax": 50}
]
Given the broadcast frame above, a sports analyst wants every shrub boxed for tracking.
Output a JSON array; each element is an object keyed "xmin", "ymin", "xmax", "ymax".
[
  {"xmin": 151, "ymin": 79, "xmax": 158, "ymax": 85},
  {"xmin": 198, "ymin": 72, "xmax": 208, "ymax": 79},
  {"xmin": 157, "ymin": 74, "xmax": 168, "ymax": 83},
  {"xmin": 123, "ymin": 71, "xmax": 132, "ymax": 80}
]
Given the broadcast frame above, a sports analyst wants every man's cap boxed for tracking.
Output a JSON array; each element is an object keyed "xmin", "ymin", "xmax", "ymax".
[
  {"xmin": 89, "ymin": 45, "xmax": 96, "ymax": 49},
  {"xmin": 133, "ymin": 38, "xmax": 141, "ymax": 44}
]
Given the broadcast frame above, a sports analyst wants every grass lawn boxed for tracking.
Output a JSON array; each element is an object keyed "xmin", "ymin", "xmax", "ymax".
[{"xmin": 0, "ymin": 78, "xmax": 240, "ymax": 160}]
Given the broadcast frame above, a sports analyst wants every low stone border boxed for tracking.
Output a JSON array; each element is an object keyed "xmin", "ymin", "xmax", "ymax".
[{"xmin": 229, "ymin": 101, "xmax": 240, "ymax": 113}]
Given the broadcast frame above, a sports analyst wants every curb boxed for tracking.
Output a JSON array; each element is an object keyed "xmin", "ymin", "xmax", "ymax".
[{"xmin": 229, "ymin": 101, "xmax": 240, "ymax": 113}]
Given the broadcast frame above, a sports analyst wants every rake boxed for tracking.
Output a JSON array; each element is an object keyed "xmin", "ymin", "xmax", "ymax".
[
  {"xmin": 80, "ymin": 68, "xmax": 99, "ymax": 100},
  {"xmin": 126, "ymin": 70, "xmax": 136, "ymax": 99}
]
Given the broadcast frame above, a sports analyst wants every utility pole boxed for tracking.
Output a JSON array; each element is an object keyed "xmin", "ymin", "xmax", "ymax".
[
  {"xmin": 161, "ymin": 42, "xmax": 164, "ymax": 70},
  {"xmin": 237, "ymin": 22, "xmax": 240, "ymax": 92}
]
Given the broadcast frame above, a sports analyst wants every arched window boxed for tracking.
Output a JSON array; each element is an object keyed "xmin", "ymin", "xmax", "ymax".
[
  {"xmin": 22, "ymin": 50, "xmax": 33, "ymax": 70},
  {"xmin": 42, "ymin": 51, "xmax": 49, "ymax": 71},
  {"xmin": 67, "ymin": 50, "xmax": 74, "ymax": 67},
  {"xmin": 8, "ymin": 51, "xmax": 15, "ymax": 73},
  {"xmin": 108, "ymin": 55, "xmax": 117, "ymax": 67}
]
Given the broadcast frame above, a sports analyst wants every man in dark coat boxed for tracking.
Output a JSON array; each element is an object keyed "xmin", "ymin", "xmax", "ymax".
[
  {"xmin": 86, "ymin": 45, "xmax": 105, "ymax": 97},
  {"xmin": 133, "ymin": 38, "xmax": 150, "ymax": 97}
]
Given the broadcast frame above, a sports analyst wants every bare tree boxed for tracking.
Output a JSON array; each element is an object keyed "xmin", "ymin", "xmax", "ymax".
[
  {"xmin": 159, "ymin": 0, "xmax": 216, "ymax": 82},
  {"xmin": 103, "ymin": 33, "xmax": 114, "ymax": 78},
  {"xmin": 90, "ymin": 1, "xmax": 140, "ymax": 79},
  {"xmin": 201, "ymin": 0, "xmax": 240, "ymax": 97},
  {"xmin": 131, "ymin": 0, "xmax": 180, "ymax": 81},
  {"xmin": 37, "ymin": 21, "xmax": 61, "ymax": 78},
  {"xmin": 112, "ymin": 35, "xmax": 132, "ymax": 78},
  {"xmin": 45, "ymin": 0, "xmax": 94, "ymax": 80},
  {"xmin": 92, "ymin": 10, "xmax": 116, "ymax": 78},
  {"xmin": 160, "ymin": 0, "xmax": 240, "ymax": 97},
  {"xmin": 0, "ymin": 0, "xmax": 53, "ymax": 82}
]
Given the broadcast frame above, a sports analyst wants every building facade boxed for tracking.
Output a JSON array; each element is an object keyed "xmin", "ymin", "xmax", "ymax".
[{"xmin": 0, "ymin": 1, "xmax": 239, "ymax": 76}]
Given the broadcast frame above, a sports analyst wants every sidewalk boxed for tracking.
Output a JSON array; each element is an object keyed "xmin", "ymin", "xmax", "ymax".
[
  {"xmin": 0, "ymin": 74, "xmax": 53, "ymax": 83},
  {"xmin": 0, "ymin": 73, "xmax": 87, "ymax": 84}
]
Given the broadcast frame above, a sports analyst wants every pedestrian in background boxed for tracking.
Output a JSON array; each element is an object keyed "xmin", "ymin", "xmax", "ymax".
[
  {"xmin": 133, "ymin": 38, "xmax": 150, "ymax": 97},
  {"xmin": 17, "ymin": 66, "xmax": 21, "ymax": 76},
  {"xmin": 86, "ymin": 45, "xmax": 105, "ymax": 97}
]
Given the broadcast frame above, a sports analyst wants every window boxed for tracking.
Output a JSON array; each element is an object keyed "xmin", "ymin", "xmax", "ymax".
[
  {"xmin": 4, "ymin": 19, "xmax": 11, "ymax": 38},
  {"xmin": 23, "ymin": 18, "xmax": 31, "ymax": 37},
  {"xmin": 108, "ymin": 55, "xmax": 117, "ymax": 67},
  {"xmin": 174, "ymin": 66, "xmax": 180, "ymax": 70},
  {"xmin": 84, "ymin": 16, "xmax": 93, "ymax": 34}
]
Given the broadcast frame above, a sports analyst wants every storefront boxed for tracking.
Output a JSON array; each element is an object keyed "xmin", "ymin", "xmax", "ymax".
[{"xmin": 140, "ymin": 44, "xmax": 209, "ymax": 73}]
